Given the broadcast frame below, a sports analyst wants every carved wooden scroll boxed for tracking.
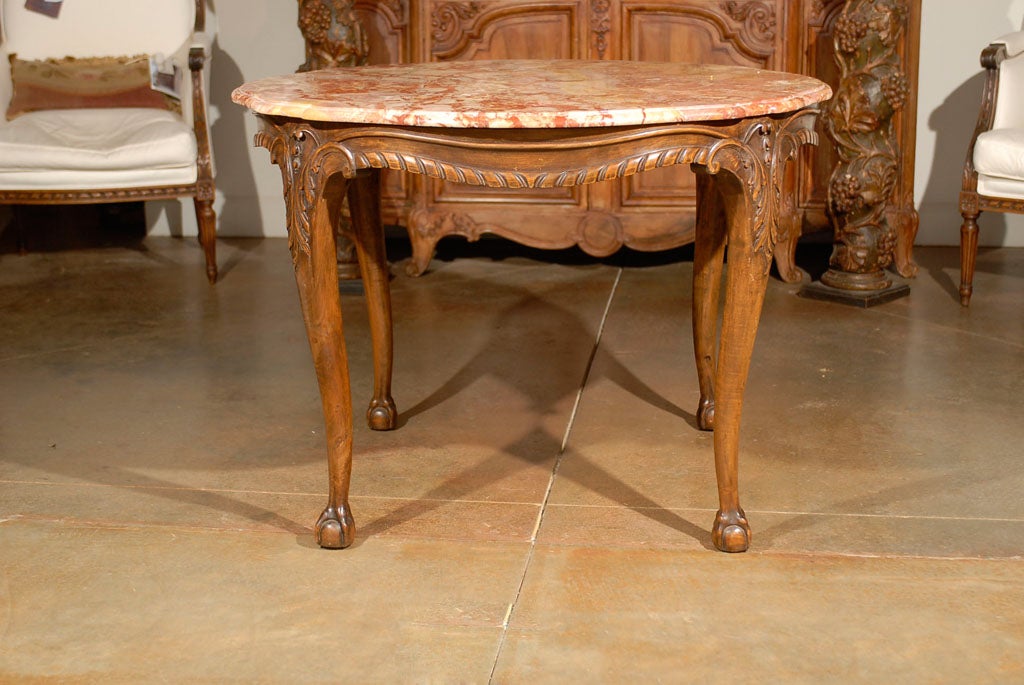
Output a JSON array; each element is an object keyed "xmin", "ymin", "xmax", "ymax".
[
  {"xmin": 722, "ymin": 1, "xmax": 777, "ymax": 57},
  {"xmin": 431, "ymin": 2, "xmax": 483, "ymax": 55}
]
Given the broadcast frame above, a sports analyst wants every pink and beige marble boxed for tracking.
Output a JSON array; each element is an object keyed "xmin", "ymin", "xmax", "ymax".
[{"xmin": 232, "ymin": 60, "xmax": 831, "ymax": 129}]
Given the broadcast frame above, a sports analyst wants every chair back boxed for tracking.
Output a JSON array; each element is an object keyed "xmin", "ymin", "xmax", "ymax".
[
  {"xmin": 1, "ymin": 0, "xmax": 218, "ymax": 121},
  {"xmin": 0, "ymin": 0, "xmax": 199, "ymax": 112},
  {"xmin": 1, "ymin": 0, "xmax": 195, "ymax": 59},
  {"xmin": 994, "ymin": 53, "xmax": 1024, "ymax": 130}
]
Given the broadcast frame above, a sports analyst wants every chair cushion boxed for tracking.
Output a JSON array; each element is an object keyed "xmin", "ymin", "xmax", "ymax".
[
  {"xmin": 974, "ymin": 128, "xmax": 1024, "ymax": 181},
  {"xmin": 975, "ymin": 129, "xmax": 1024, "ymax": 200},
  {"xmin": 0, "ymin": 107, "xmax": 197, "ymax": 190},
  {"xmin": 0, "ymin": 107, "xmax": 195, "ymax": 171},
  {"xmin": 977, "ymin": 174, "xmax": 1024, "ymax": 201}
]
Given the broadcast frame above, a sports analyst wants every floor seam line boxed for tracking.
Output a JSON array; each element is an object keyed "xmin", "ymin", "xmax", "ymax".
[
  {"xmin": 0, "ymin": 480, "xmax": 545, "ymax": 506},
  {"xmin": 489, "ymin": 267, "xmax": 622, "ymax": 684},
  {"xmin": 539, "ymin": 503, "xmax": 1024, "ymax": 522},
  {"xmin": 866, "ymin": 307, "xmax": 1024, "ymax": 349},
  {"xmin": 559, "ymin": 268, "xmax": 622, "ymax": 453}
]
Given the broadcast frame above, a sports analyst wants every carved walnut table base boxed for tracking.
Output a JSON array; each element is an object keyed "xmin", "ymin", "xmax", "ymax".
[{"xmin": 233, "ymin": 60, "xmax": 830, "ymax": 553}]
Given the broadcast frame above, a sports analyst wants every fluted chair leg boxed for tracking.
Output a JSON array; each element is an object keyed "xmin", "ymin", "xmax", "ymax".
[
  {"xmin": 959, "ymin": 209, "xmax": 980, "ymax": 306},
  {"xmin": 194, "ymin": 197, "xmax": 218, "ymax": 284}
]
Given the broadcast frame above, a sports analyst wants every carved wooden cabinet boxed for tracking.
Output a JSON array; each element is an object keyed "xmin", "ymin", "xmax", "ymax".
[{"xmin": 352, "ymin": 0, "xmax": 920, "ymax": 279}]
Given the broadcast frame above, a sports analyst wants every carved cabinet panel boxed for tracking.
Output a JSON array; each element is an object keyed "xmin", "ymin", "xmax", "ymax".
[
  {"xmin": 354, "ymin": 0, "xmax": 412, "ymax": 218},
  {"xmin": 613, "ymin": 1, "xmax": 784, "ymax": 249},
  {"xmin": 352, "ymin": 0, "xmax": 920, "ymax": 277},
  {"xmin": 426, "ymin": 2, "xmax": 587, "ymax": 209}
]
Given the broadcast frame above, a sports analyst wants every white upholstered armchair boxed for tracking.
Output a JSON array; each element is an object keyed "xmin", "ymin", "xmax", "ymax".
[
  {"xmin": 959, "ymin": 28, "xmax": 1024, "ymax": 306},
  {"xmin": 0, "ymin": 0, "xmax": 218, "ymax": 282}
]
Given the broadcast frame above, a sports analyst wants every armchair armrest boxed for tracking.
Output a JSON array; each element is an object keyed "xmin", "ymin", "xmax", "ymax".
[
  {"xmin": 992, "ymin": 30, "xmax": 1024, "ymax": 59},
  {"xmin": 191, "ymin": 31, "xmax": 214, "ymax": 61},
  {"xmin": 188, "ymin": 0, "xmax": 213, "ymax": 71},
  {"xmin": 185, "ymin": 33, "xmax": 214, "ymax": 188},
  {"xmin": 189, "ymin": 46, "xmax": 207, "ymax": 72}
]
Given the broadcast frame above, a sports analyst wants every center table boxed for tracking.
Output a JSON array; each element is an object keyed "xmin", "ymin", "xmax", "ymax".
[{"xmin": 232, "ymin": 59, "xmax": 831, "ymax": 552}]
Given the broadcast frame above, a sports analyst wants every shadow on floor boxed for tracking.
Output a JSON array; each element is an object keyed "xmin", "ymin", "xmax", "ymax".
[{"xmin": 0, "ymin": 203, "xmax": 148, "ymax": 254}]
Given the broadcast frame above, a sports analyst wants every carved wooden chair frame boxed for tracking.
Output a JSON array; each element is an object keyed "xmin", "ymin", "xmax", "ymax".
[
  {"xmin": 959, "ymin": 40, "xmax": 1022, "ymax": 306},
  {"xmin": 0, "ymin": 0, "xmax": 218, "ymax": 283}
]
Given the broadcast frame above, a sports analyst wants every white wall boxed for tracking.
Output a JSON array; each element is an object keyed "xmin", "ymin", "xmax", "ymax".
[{"xmin": 151, "ymin": 0, "xmax": 1024, "ymax": 247}]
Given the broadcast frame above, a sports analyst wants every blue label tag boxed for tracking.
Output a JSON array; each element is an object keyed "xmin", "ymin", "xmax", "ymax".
[{"xmin": 25, "ymin": 0, "xmax": 63, "ymax": 18}]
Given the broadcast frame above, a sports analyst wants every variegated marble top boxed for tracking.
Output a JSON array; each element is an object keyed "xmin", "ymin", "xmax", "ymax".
[{"xmin": 232, "ymin": 60, "xmax": 831, "ymax": 129}]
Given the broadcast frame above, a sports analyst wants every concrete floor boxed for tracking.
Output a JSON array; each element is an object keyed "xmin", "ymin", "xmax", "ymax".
[{"xmin": 1, "ymin": 235, "xmax": 1022, "ymax": 682}]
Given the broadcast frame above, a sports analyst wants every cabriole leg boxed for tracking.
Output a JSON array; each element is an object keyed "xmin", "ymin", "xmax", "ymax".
[
  {"xmin": 707, "ymin": 172, "xmax": 773, "ymax": 553},
  {"xmin": 347, "ymin": 169, "xmax": 397, "ymax": 430},
  {"xmin": 692, "ymin": 169, "xmax": 727, "ymax": 432},
  {"xmin": 289, "ymin": 178, "xmax": 356, "ymax": 549}
]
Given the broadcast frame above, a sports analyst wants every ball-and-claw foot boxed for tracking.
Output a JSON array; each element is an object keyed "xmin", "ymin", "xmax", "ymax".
[
  {"xmin": 712, "ymin": 509, "xmax": 750, "ymax": 553},
  {"xmin": 696, "ymin": 397, "xmax": 715, "ymax": 431},
  {"xmin": 366, "ymin": 397, "xmax": 397, "ymax": 431},
  {"xmin": 404, "ymin": 257, "xmax": 430, "ymax": 278},
  {"xmin": 316, "ymin": 505, "xmax": 355, "ymax": 549}
]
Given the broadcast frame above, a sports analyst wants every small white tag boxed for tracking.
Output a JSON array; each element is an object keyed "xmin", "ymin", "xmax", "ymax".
[
  {"xmin": 149, "ymin": 55, "xmax": 182, "ymax": 100},
  {"xmin": 25, "ymin": 0, "xmax": 63, "ymax": 18}
]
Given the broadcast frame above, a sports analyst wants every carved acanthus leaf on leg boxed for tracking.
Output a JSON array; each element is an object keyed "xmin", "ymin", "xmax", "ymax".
[{"xmin": 256, "ymin": 124, "xmax": 359, "ymax": 268}]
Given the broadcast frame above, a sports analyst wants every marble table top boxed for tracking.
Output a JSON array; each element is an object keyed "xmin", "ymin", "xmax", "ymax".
[{"xmin": 232, "ymin": 60, "xmax": 831, "ymax": 129}]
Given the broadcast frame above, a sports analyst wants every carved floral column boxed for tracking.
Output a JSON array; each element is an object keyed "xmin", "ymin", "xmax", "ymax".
[
  {"xmin": 297, "ymin": 0, "xmax": 370, "ymax": 278},
  {"xmin": 812, "ymin": 0, "xmax": 914, "ymax": 302}
]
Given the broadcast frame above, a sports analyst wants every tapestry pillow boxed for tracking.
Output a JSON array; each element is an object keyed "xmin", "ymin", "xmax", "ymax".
[{"xmin": 6, "ymin": 54, "xmax": 179, "ymax": 121}]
